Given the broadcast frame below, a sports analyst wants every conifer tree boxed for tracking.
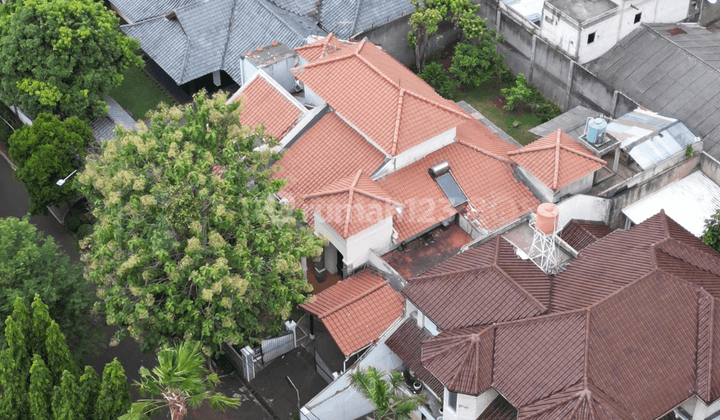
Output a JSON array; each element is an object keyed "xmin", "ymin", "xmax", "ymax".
[
  {"xmin": 79, "ymin": 366, "xmax": 101, "ymax": 420},
  {"xmin": 96, "ymin": 358, "xmax": 131, "ymax": 420},
  {"xmin": 31, "ymin": 294, "xmax": 52, "ymax": 360},
  {"xmin": 44, "ymin": 321, "xmax": 76, "ymax": 385},
  {"xmin": 52, "ymin": 370, "xmax": 83, "ymax": 420},
  {"xmin": 28, "ymin": 355, "xmax": 52, "ymax": 420}
]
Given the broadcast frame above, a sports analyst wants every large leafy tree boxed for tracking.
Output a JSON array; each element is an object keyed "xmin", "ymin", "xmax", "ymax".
[
  {"xmin": 0, "ymin": 295, "xmax": 131, "ymax": 420},
  {"xmin": 0, "ymin": 0, "xmax": 142, "ymax": 120},
  {"xmin": 121, "ymin": 341, "xmax": 240, "ymax": 420},
  {"xmin": 350, "ymin": 367, "xmax": 424, "ymax": 420},
  {"xmin": 0, "ymin": 217, "xmax": 97, "ymax": 358},
  {"xmin": 8, "ymin": 113, "xmax": 93, "ymax": 215},
  {"xmin": 408, "ymin": 0, "xmax": 485, "ymax": 71},
  {"xmin": 79, "ymin": 91, "xmax": 324, "ymax": 355},
  {"xmin": 703, "ymin": 210, "xmax": 720, "ymax": 252}
]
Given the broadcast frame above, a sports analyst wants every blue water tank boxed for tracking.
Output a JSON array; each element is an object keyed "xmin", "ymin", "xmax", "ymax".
[{"xmin": 587, "ymin": 118, "xmax": 608, "ymax": 144}]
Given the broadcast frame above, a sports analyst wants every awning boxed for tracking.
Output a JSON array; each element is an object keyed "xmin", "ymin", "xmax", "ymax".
[{"xmin": 622, "ymin": 171, "xmax": 720, "ymax": 237}]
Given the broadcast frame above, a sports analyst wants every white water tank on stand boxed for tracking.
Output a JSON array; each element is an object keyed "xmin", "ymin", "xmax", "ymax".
[{"xmin": 586, "ymin": 118, "xmax": 608, "ymax": 144}]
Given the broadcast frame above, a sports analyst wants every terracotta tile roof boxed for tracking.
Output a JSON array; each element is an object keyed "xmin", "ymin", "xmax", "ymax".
[
  {"xmin": 293, "ymin": 38, "xmax": 470, "ymax": 156},
  {"xmin": 384, "ymin": 318, "xmax": 444, "ymax": 397},
  {"xmin": 560, "ymin": 220, "xmax": 614, "ymax": 252},
  {"xmin": 508, "ymin": 129, "xmax": 605, "ymax": 190},
  {"xmin": 304, "ymin": 170, "xmax": 402, "ymax": 238},
  {"xmin": 300, "ymin": 269, "xmax": 404, "ymax": 356},
  {"xmin": 476, "ymin": 396, "xmax": 518, "ymax": 420},
  {"xmin": 273, "ymin": 111, "xmax": 386, "ymax": 222},
  {"xmin": 294, "ymin": 34, "xmax": 354, "ymax": 63},
  {"xmin": 230, "ymin": 72, "xmax": 306, "ymax": 141},
  {"xmin": 420, "ymin": 212, "xmax": 720, "ymax": 419},
  {"xmin": 552, "ymin": 211, "xmax": 720, "ymax": 312},
  {"xmin": 403, "ymin": 236, "xmax": 549, "ymax": 330},
  {"xmin": 455, "ymin": 118, "xmax": 519, "ymax": 159},
  {"xmin": 380, "ymin": 143, "xmax": 539, "ymax": 242}
]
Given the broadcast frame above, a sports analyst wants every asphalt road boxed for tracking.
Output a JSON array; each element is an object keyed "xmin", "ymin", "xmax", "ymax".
[{"xmin": 0, "ymin": 154, "xmax": 275, "ymax": 420}]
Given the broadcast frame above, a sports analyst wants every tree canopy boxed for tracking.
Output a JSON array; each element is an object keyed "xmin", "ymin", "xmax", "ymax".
[
  {"xmin": 408, "ymin": 0, "xmax": 485, "ymax": 71},
  {"xmin": 8, "ymin": 113, "xmax": 93, "ymax": 215},
  {"xmin": 0, "ymin": 295, "xmax": 130, "ymax": 420},
  {"xmin": 0, "ymin": 217, "xmax": 96, "ymax": 359},
  {"xmin": 0, "ymin": 0, "xmax": 143, "ymax": 120},
  {"xmin": 703, "ymin": 210, "xmax": 720, "ymax": 253},
  {"xmin": 79, "ymin": 91, "xmax": 325, "ymax": 355},
  {"xmin": 349, "ymin": 367, "xmax": 424, "ymax": 420}
]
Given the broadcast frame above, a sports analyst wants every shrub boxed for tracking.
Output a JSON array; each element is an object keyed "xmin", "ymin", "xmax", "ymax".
[
  {"xmin": 419, "ymin": 62, "xmax": 457, "ymax": 99},
  {"xmin": 76, "ymin": 224, "xmax": 93, "ymax": 240},
  {"xmin": 66, "ymin": 217, "xmax": 82, "ymax": 233},
  {"xmin": 535, "ymin": 102, "xmax": 562, "ymax": 123}
]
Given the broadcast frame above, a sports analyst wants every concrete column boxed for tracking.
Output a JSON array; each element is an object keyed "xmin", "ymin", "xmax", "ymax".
[
  {"xmin": 324, "ymin": 243, "xmax": 338, "ymax": 275},
  {"xmin": 564, "ymin": 61, "xmax": 575, "ymax": 111},
  {"xmin": 212, "ymin": 70, "xmax": 221, "ymax": 86},
  {"xmin": 528, "ymin": 35, "xmax": 537, "ymax": 84},
  {"xmin": 301, "ymin": 257, "xmax": 308, "ymax": 280},
  {"xmin": 416, "ymin": 311, "xmax": 425, "ymax": 329},
  {"xmin": 613, "ymin": 148, "xmax": 621, "ymax": 172}
]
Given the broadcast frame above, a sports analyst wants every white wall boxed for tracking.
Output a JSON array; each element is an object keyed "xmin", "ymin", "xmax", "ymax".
[
  {"xmin": 556, "ymin": 194, "xmax": 611, "ymax": 229},
  {"xmin": 314, "ymin": 213, "xmax": 349, "ymax": 263},
  {"xmin": 346, "ymin": 216, "xmax": 395, "ymax": 271},
  {"xmin": 302, "ymin": 84, "xmax": 326, "ymax": 108},
  {"xmin": 374, "ymin": 128, "xmax": 456, "ymax": 177},
  {"xmin": 263, "ymin": 55, "xmax": 297, "ymax": 93},
  {"xmin": 442, "ymin": 388, "xmax": 499, "ymax": 420},
  {"xmin": 578, "ymin": 14, "xmax": 621, "ymax": 63},
  {"xmin": 541, "ymin": 5, "xmax": 581, "ymax": 57},
  {"xmin": 554, "ymin": 172, "xmax": 594, "ymax": 202}
]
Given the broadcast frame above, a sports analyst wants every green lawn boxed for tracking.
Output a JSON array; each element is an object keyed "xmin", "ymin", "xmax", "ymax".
[
  {"xmin": 454, "ymin": 80, "xmax": 544, "ymax": 146},
  {"xmin": 109, "ymin": 65, "xmax": 175, "ymax": 120}
]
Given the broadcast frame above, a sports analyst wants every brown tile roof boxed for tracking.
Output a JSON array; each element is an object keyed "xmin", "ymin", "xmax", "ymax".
[
  {"xmin": 404, "ymin": 236, "xmax": 550, "ymax": 330},
  {"xmin": 421, "ymin": 212, "xmax": 720, "ymax": 419},
  {"xmin": 476, "ymin": 396, "xmax": 518, "ymax": 420},
  {"xmin": 300, "ymin": 269, "xmax": 404, "ymax": 356},
  {"xmin": 230, "ymin": 73, "xmax": 305, "ymax": 141},
  {"xmin": 304, "ymin": 170, "xmax": 402, "ymax": 238},
  {"xmin": 384, "ymin": 318, "xmax": 444, "ymax": 397},
  {"xmin": 508, "ymin": 129, "xmax": 605, "ymax": 190},
  {"xmin": 552, "ymin": 210, "xmax": 720, "ymax": 312},
  {"xmin": 560, "ymin": 219, "xmax": 614, "ymax": 252},
  {"xmin": 293, "ymin": 39, "xmax": 471, "ymax": 156}
]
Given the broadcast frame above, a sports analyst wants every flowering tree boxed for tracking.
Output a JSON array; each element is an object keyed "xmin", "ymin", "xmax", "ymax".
[{"xmin": 79, "ymin": 91, "xmax": 324, "ymax": 355}]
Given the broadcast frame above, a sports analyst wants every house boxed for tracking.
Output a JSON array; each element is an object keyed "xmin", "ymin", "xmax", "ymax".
[
  {"xmin": 109, "ymin": 0, "xmax": 324, "ymax": 88},
  {"xmin": 238, "ymin": 35, "xmax": 541, "ymax": 279},
  {"xmin": 540, "ymin": 0, "xmax": 695, "ymax": 63},
  {"xmin": 386, "ymin": 211, "xmax": 720, "ymax": 420},
  {"xmin": 586, "ymin": 23, "xmax": 720, "ymax": 157}
]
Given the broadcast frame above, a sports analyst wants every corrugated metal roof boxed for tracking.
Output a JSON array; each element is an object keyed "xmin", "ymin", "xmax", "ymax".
[
  {"xmin": 622, "ymin": 171, "xmax": 720, "ymax": 237},
  {"xmin": 606, "ymin": 108, "xmax": 699, "ymax": 170},
  {"xmin": 529, "ymin": 105, "xmax": 599, "ymax": 139},
  {"xmin": 587, "ymin": 23, "xmax": 720, "ymax": 159},
  {"xmin": 117, "ymin": 0, "xmax": 323, "ymax": 85}
]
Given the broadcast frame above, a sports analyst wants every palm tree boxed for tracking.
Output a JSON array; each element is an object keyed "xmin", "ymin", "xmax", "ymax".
[
  {"xmin": 349, "ymin": 367, "xmax": 424, "ymax": 420},
  {"xmin": 120, "ymin": 341, "xmax": 240, "ymax": 420}
]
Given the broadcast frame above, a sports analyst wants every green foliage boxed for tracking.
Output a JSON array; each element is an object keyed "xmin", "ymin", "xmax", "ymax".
[
  {"xmin": 418, "ymin": 62, "xmax": 457, "ymax": 99},
  {"xmin": 77, "ymin": 224, "xmax": 94, "ymax": 240},
  {"xmin": 349, "ymin": 367, "xmax": 424, "ymax": 420},
  {"xmin": 0, "ymin": 217, "xmax": 96, "ymax": 358},
  {"xmin": 66, "ymin": 217, "xmax": 83, "ymax": 233},
  {"xmin": 686, "ymin": 145, "xmax": 694, "ymax": 158},
  {"xmin": 79, "ymin": 91, "xmax": 325, "ymax": 355},
  {"xmin": 0, "ymin": 296, "xmax": 131, "ymax": 420},
  {"xmin": 0, "ymin": 0, "xmax": 143, "ymax": 120},
  {"xmin": 535, "ymin": 102, "xmax": 562, "ymax": 123},
  {"xmin": 120, "ymin": 341, "xmax": 240, "ymax": 420},
  {"xmin": 408, "ymin": 0, "xmax": 485, "ymax": 71},
  {"xmin": 95, "ymin": 359, "xmax": 131, "ymax": 420},
  {"xmin": 703, "ymin": 210, "xmax": 720, "ymax": 252},
  {"xmin": 501, "ymin": 73, "xmax": 537, "ymax": 112},
  {"xmin": 8, "ymin": 113, "xmax": 93, "ymax": 215}
]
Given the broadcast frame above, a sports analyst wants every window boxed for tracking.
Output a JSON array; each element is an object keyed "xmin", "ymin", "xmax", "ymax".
[
  {"xmin": 634, "ymin": 12, "xmax": 642, "ymax": 23},
  {"xmin": 448, "ymin": 391, "xmax": 458, "ymax": 412},
  {"xmin": 544, "ymin": 15, "xmax": 553, "ymax": 25},
  {"xmin": 587, "ymin": 32, "xmax": 596, "ymax": 44}
]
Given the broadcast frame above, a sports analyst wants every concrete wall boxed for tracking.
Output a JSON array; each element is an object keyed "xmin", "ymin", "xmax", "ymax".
[
  {"xmin": 442, "ymin": 388, "xmax": 499, "ymax": 420},
  {"xmin": 360, "ymin": 15, "xmax": 462, "ymax": 67},
  {"xmin": 375, "ymin": 128, "xmax": 456, "ymax": 177},
  {"xmin": 556, "ymin": 194, "xmax": 611, "ymax": 229},
  {"xmin": 554, "ymin": 172, "xmax": 595, "ymax": 202},
  {"xmin": 347, "ymin": 216, "xmax": 396, "ymax": 270},
  {"xmin": 700, "ymin": 152, "xmax": 720, "ymax": 184}
]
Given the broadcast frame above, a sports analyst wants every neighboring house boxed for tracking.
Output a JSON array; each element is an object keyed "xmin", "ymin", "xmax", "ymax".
[
  {"xmin": 540, "ymin": 0, "xmax": 694, "ymax": 63},
  {"xmin": 317, "ymin": 0, "xmax": 415, "ymax": 40},
  {"xmin": 586, "ymin": 23, "xmax": 720, "ymax": 157},
  {"xmin": 391, "ymin": 211, "xmax": 720, "ymax": 420},
  {"xmin": 235, "ymin": 35, "xmax": 540, "ymax": 278},
  {"xmin": 109, "ymin": 0, "xmax": 324, "ymax": 87}
]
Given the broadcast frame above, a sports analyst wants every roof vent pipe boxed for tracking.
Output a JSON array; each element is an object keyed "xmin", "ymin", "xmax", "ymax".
[{"xmin": 428, "ymin": 161, "xmax": 450, "ymax": 178}]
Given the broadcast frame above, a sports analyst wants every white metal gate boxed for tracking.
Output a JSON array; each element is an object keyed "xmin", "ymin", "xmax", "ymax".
[{"xmin": 261, "ymin": 331, "xmax": 295, "ymax": 364}]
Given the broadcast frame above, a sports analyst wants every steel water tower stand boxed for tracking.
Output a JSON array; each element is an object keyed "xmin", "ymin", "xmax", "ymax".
[{"xmin": 529, "ymin": 204, "xmax": 560, "ymax": 274}]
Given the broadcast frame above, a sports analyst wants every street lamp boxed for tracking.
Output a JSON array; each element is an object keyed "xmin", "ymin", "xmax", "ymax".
[
  {"xmin": 56, "ymin": 169, "xmax": 78, "ymax": 186},
  {"xmin": 286, "ymin": 376, "xmax": 300, "ymax": 415}
]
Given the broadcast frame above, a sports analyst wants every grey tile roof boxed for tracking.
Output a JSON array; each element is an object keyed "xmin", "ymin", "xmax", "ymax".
[
  {"xmin": 319, "ymin": 0, "xmax": 414, "ymax": 40},
  {"xmin": 587, "ymin": 23, "xmax": 720, "ymax": 159},
  {"xmin": 117, "ymin": 0, "xmax": 323, "ymax": 85},
  {"xmin": 269, "ymin": 0, "xmax": 317, "ymax": 17},
  {"xmin": 529, "ymin": 106, "xmax": 599, "ymax": 139},
  {"xmin": 91, "ymin": 96, "xmax": 138, "ymax": 142},
  {"xmin": 109, "ymin": 0, "xmax": 197, "ymax": 23}
]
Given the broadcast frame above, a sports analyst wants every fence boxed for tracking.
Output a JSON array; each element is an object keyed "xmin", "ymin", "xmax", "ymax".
[
  {"xmin": 229, "ymin": 321, "xmax": 298, "ymax": 382},
  {"xmin": 261, "ymin": 330, "xmax": 296, "ymax": 364},
  {"xmin": 314, "ymin": 349, "xmax": 334, "ymax": 384}
]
